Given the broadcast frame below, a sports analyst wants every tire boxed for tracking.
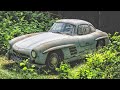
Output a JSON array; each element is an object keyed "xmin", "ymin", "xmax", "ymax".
[
  {"xmin": 46, "ymin": 51, "xmax": 62, "ymax": 71},
  {"xmin": 96, "ymin": 39, "xmax": 105, "ymax": 48}
]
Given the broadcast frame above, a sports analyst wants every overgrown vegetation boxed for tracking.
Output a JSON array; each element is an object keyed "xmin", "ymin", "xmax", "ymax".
[
  {"xmin": 0, "ymin": 11, "xmax": 60, "ymax": 55},
  {"xmin": 56, "ymin": 62, "xmax": 71, "ymax": 79},
  {"xmin": 0, "ymin": 11, "xmax": 120, "ymax": 79},
  {"xmin": 0, "ymin": 56, "xmax": 58, "ymax": 79}
]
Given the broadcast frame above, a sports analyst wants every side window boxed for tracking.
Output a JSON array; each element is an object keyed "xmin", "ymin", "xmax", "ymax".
[
  {"xmin": 83, "ymin": 25, "xmax": 90, "ymax": 34},
  {"xmin": 89, "ymin": 25, "xmax": 96, "ymax": 33},
  {"xmin": 77, "ymin": 25, "xmax": 84, "ymax": 35},
  {"xmin": 64, "ymin": 24, "xmax": 74, "ymax": 32},
  {"xmin": 77, "ymin": 24, "xmax": 90, "ymax": 35}
]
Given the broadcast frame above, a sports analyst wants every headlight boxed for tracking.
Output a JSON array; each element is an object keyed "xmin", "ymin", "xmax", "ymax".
[
  {"xmin": 31, "ymin": 50, "xmax": 37, "ymax": 58},
  {"xmin": 7, "ymin": 44, "xmax": 12, "ymax": 50}
]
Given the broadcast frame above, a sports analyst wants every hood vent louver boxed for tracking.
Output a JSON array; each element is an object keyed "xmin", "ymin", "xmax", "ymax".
[{"xmin": 69, "ymin": 46, "xmax": 77, "ymax": 56}]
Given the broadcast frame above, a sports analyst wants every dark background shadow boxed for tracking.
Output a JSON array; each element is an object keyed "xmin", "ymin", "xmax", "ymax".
[{"xmin": 50, "ymin": 11, "xmax": 120, "ymax": 34}]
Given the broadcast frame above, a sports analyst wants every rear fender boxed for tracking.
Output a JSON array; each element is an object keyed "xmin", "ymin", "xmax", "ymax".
[
  {"xmin": 95, "ymin": 36, "xmax": 110, "ymax": 45},
  {"xmin": 95, "ymin": 36, "xmax": 108, "ymax": 41}
]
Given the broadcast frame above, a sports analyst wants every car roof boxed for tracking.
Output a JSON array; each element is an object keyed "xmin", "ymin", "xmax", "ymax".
[{"xmin": 56, "ymin": 19, "xmax": 93, "ymax": 25}]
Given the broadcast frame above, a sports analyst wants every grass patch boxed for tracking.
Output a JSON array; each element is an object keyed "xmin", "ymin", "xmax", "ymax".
[
  {"xmin": 0, "ymin": 56, "xmax": 85, "ymax": 79},
  {"xmin": 0, "ymin": 56, "xmax": 59, "ymax": 79}
]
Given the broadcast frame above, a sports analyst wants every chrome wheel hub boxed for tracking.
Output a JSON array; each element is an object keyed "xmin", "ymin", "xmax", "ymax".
[
  {"xmin": 49, "ymin": 53, "xmax": 59, "ymax": 69},
  {"xmin": 50, "ymin": 57, "xmax": 58, "ymax": 65}
]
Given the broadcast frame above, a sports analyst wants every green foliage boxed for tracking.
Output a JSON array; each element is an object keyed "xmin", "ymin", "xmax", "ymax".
[
  {"xmin": 77, "ymin": 50, "xmax": 119, "ymax": 79},
  {"xmin": 1, "ymin": 11, "xmax": 120, "ymax": 79},
  {"xmin": 0, "ymin": 56, "xmax": 58, "ymax": 79},
  {"xmin": 17, "ymin": 59, "xmax": 38, "ymax": 78},
  {"xmin": 19, "ymin": 59, "xmax": 36, "ymax": 72},
  {"xmin": 56, "ymin": 62, "xmax": 71, "ymax": 79},
  {"xmin": 108, "ymin": 32, "xmax": 120, "ymax": 52},
  {"xmin": 1, "ymin": 58, "xmax": 52, "ymax": 79},
  {"xmin": 0, "ymin": 11, "xmax": 60, "ymax": 55}
]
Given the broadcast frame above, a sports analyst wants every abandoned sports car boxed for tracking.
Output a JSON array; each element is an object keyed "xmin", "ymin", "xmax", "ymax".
[{"xmin": 6, "ymin": 19, "xmax": 110, "ymax": 70}]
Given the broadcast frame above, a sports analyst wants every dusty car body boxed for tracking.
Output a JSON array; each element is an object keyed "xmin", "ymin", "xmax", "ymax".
[{"xmin": 7, "ymin": 19, "xmax": 110, "ymax": 70}]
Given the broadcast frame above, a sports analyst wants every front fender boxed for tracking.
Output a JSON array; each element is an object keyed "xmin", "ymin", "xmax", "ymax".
[{"xmin": 43, "ymin": 44, "xmax": 75, "ymax": 54}]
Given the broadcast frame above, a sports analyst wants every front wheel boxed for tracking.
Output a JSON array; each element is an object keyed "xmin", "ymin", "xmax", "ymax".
[{"xmin": 46, "ymin": 51, "xmax": 62, "ymax": 71}]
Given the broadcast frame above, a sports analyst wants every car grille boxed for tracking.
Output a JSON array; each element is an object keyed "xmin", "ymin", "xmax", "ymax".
[{"xmin": 12, "ymin": 50, "xmax": 30, "ymax": 60}]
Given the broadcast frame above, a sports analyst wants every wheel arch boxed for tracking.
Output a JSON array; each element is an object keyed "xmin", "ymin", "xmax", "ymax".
[
  {"xmin": 95, "ymin": 36, "xmax": 109, "ymax": 46},
  {"xmin": 46, "ymin": 49, "xmax": 64, "ymax": 60},
  {"xmin": 95, "ymin": 36, "xmax": 108, "ymax": 41},
  {"xmin": 96, "ymin": 38, "xmax": 105, "ymax": 48},
  {"xmin": 44, "ymin": 44, "xmax": 75, "ymax": 61}
]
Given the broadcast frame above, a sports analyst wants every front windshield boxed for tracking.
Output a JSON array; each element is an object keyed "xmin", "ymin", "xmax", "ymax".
[{"xmin": 49, "ymin": 22, "xmax": 75, "ymax": 35}]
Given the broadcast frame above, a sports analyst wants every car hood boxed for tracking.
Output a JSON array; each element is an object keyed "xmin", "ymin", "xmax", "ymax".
[{"xmin": 13, "ymin": 32, "xmax": 69, "ymax": 50}]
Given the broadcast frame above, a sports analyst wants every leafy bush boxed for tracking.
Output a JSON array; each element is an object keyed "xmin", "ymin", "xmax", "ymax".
[
  {"xmin": 108, "ymin": 32, "xmax": 120, "ymax": 52},
  {"xmin": 18, "ymin": 59, "xmax": 39, "ymax": 78},
  {"xmin": 56, "ymin": 62, "xmax": 71, "ymax": 79},
  {"xmin": 78, "ymin": 50, "xmax": 120, "ymax": 79},
  {"xmin": 19, "ymin": 59, "xmax": 36, "ymax": 72},
  {"xmin": 0, "ymin": 11, "xmax": 60, "ymax": 55}
]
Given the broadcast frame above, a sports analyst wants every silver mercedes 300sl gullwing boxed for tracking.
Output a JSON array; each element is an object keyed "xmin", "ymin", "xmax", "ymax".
[{"xmin": 7, "ymin": 19, "xmax": 110, "ymax": 70}]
